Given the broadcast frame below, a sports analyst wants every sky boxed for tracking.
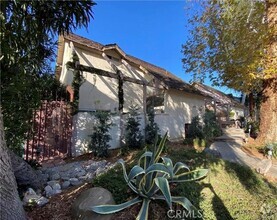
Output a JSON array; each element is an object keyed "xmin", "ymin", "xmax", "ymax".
[{"xmin": 72, "ymin": 0, "xmax": 240, "ymax": 96}]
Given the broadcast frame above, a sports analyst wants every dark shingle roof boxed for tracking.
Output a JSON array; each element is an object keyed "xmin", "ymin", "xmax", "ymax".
[{"xmin": 192, "ymin": 82, "xmax": 244, "ymax": 107}]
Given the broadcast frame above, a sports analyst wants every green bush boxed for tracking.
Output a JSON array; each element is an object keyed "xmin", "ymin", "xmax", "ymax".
[
  {"xmin": 92, "ymin": 166, "xmax": 131, "ymax": 204},
  {"xmin": 265, "ymin": 143, "xmax": 277, "ymax": 159},
  {"xmin": 183, "ymin": 138, "xmax": 193, "ymax": 146},
  {"xmin": 125, "ymin": 105, "xmax": 143, "ymax": 150},
  {"xmin": 203, "ymin": 110, "xmax": 222, "ymax": 140},
  {"xmin": 89, "ymin": 111, "xmax": 114, "ymax": 157},
  {"xmin": 145, "ymin": 106, "xmax": 160, "ymax": 145},
  {"xmin": 187, "ymin": 116, "xmax": 203, "ymax": 139}
]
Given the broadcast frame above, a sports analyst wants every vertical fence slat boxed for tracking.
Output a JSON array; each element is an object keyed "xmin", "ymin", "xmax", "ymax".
[{"xmin": 25, "ymin": 99, "xmax": 72, "ymax": 162}]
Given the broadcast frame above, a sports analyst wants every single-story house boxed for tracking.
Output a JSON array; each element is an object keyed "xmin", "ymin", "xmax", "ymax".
[
  {"xmin": 192, "ymin": 82, "xmax": 246, "ymax": 126},
  {"xmin": 56, "ymin": 33, "xmax": 245, "ymax": 156}
]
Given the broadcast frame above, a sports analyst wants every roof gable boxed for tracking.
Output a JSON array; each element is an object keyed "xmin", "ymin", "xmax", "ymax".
[{"xmin": 58, "ymin": 33, "xmax": 204, "ymax": 96}]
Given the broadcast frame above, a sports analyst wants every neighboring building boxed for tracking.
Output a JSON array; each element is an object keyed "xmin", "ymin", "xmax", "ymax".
[
  {"xmin": 56, "ymin": 33, "xmax": 244, "ymax": 156},
  {"xmin": 192, "ymin": 82, "xmax": 246, "ymax": 126}
]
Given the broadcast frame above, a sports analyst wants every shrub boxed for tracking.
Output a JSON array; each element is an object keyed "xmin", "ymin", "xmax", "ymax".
[
  {"xmin": 187, "ymin": 116, "xmax": 203, "ymax": 139},
  {"xmin": 88, "ymin": 111, "xmax": 114, "ymax": 157},
  {"xmin": 265, "ymin": 143, "xmax": 277, "ymax": 159},
  {"xmin": 145, "ymin": 106, "xmax": 159, "ymax": 145},
  {"xmin": 92, "ymin": 165, "xmax": 130, "ymax": 204},
  {"xmin": 203, "ymin": 110, "xmax": 222, "ymax": 140},
  {"xmin": 92, "ymin": 133, "xmax": 208, "ymax": 219},
  {"xmin": 125, "ymin": 105, "xmax": 143, "ymax": 150},
  {"xmin": 193, "ymin": 138, "xmax": 206, "ymax": 152}
]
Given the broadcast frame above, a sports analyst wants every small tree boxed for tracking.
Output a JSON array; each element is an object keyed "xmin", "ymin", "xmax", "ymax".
[
  {"xmin": 145, "ymin": 106, "xmax": 159, "ymax": 145},
  {"xmin": 89, "ymin": 111, "xmax": 113, "ymax": 157},
  {"xmin": 125, "ymin": 105, "xmax": 143, "ymax": 149}
]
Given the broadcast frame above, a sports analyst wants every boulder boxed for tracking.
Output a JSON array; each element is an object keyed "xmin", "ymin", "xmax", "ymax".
[
  {"xmin": 71, "ymin": 187, "xmax": 115, "ymax": 220},
  {"xmin": 8, "ymin": 150, "xmax": 43, "ymax": 190}
]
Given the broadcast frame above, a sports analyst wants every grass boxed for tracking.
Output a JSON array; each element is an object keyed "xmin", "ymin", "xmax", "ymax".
[{"xmin": 92, "ymin": 146, "xmax": 277, "ymax": 220}]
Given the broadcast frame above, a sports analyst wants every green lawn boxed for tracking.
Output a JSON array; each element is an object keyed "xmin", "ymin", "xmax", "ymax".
[{"xmin": 93, "ymin": 148, "xmax": 277, "ymax": 220}]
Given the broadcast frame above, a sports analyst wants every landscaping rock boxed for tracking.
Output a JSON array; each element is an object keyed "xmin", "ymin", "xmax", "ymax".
[
  {"xmin": 23, "ymin": 188, "xmax": 49, "ymax": 207},
  {"xmin": 36, "ymin": 196, "xmax": 49, "ymax": 207},
  {"xmin": 50, "ymin": 173, "xmax": 60, "ymax": 180},
  {"xmin": 62, "ymin": 181, "xmax": 71, "ymax": 189},
  {"xmin": 47, "ymin": 180, "xmax": 59, "ymax": 188},
  {"xmin": 52, "ymin": 183, "xmax": 61, "ymax": 191},
  {"xmin": 70, "ymin": 178, "xmax": 82, "ymax": 186},
  {"xmin": 76, "ymin": 169, "xmax": 86, "ymax": 177},
  {"xmin": 95, "ymin": 167, "xmax": 106, "ymax": 177},
  {"xmin": 9, "ymin": 150, "xmax": 44, "ymax": 190},
  {"xmin": 44, "ymin": 185, "xmax": 53, "ymax": 197},
  {"xmin": 85, "ymin": 172, "xmax": 95, "ymax": 180},
  {"xmin": 61, "ymin": 175, "xmax": 70, "ymax": 181},
  {"xmin": 52, "ymin": 189, "xmax": 62, "ymax": 195},
  {"xmin": 71, "ymin": 187, "xmax": 115, "ymax": 220}
]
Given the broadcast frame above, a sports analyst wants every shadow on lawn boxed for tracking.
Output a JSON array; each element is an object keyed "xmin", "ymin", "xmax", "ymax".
[
  {"xmin": 203, "ymin": 183, "xmax": 234, "ymax": 220},
  {"xmin": 172, "ymin": 181, "xmax": 233, "ymax": 220},
  {"xmin": 223, "ymin": 161, "xmax": 277, "ymax": 196}
]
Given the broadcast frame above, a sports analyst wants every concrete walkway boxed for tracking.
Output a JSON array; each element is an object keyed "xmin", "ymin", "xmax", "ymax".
[{"xmin": 207, "ymin": 128, "xmax": 277, "ymax": 179}]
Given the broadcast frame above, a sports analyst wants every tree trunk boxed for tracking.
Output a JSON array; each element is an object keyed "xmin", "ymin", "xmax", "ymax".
[
  {"xmin": 258, "ymin": 78, "xmax": 277, "ymax": 143},
  {"xmin": 257, "ymin": 1, "xmax": 277, "ymax": 144},
  {"xmin": 0, "ymin": 108, "xmax": 26, "ymax": 220},
  {"xmin": 248, "ymin": 92, "xmax": 255, "ymax": 119}
]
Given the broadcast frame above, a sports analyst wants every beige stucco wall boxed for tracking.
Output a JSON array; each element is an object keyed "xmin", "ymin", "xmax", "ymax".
[
  {"xmin": 60, "ymin": 41, "xmax": 210, "ymax": 155},
  {"xmin": 155, "ymin": 89, "xmax": 208, "ymax": 140}
]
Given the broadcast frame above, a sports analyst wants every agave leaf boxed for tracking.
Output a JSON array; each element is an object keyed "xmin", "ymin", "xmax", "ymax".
[
  {"xmin": 92, "ymin": 196, "xmax": 142, "ymax": 214},
  {"xmin": 173, "ymin": 162, "xmax": 190, "ymax": 175},
  {"xmin": 138, "ymin": 151, "xmax": 153, "ymax": 169},
  {"xmin": 153, "ymin": 196, "xmax": 196, "ymax": 212},
  {"xmin": 171, "ymin": 196, "xmax": 197, "ymax": 212},
  {"xmin": 145, "ymin": 177, "xmax": 159, "ymax": 197},
  {"xmin": 128, "ymin": 165, "xmax": 145, "ymax": 182},
  {"xmin": 161, "ymin": 156, "xmax": 174, "ymax": 178},
  {"xmin": 170, "ymin": 169, "xmax": 209, "ymax": 183},
  {"xmin": 139, "ymin": 163, "xmax": 170, "ymax": 194},
  {"xmin": 154, "ymin": 132, "xmax": 168, "ymax": 163},
  {"xmin": 136, "ymin": 199, "xmax": 151, "ymax": 220},
  {"xmin": 145, "ymin": 163, "xmax": 171, "ymax": 177},
  {"xmin": 118, "ymin": 159, "xmax": 138, "ymax": 193},
  {"xmin": 154, "ymin": 177, "xmax": 172, "ymax": 209}
]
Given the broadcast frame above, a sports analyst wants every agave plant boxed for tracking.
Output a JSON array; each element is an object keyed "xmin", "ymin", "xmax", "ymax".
[{"xmin": 92, "ymin": 132, "xmax": 208, "ymax": 219}]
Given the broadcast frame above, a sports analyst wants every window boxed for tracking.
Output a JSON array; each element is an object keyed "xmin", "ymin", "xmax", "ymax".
[{"xmin": 146, "ymin": 92, "xmax": 165, "ymax": 114}]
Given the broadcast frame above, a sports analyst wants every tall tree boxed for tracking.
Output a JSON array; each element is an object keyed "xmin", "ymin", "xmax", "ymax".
[
  {"xmin": 0, "ymin": 0, "xmax": 95, "ymax": 154},
  {"xmin": 182, "ymin": 0, "xmax": 276, "ymax": 143},
  {"xmin": 0, "ymin": 1, "xmax": 95, "ymax": 219}
]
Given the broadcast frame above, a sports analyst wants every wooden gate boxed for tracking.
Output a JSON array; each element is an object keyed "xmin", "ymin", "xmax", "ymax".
[{"xmin": 24, "ymin": 100, "xmax": 72, "ymax": 162}]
